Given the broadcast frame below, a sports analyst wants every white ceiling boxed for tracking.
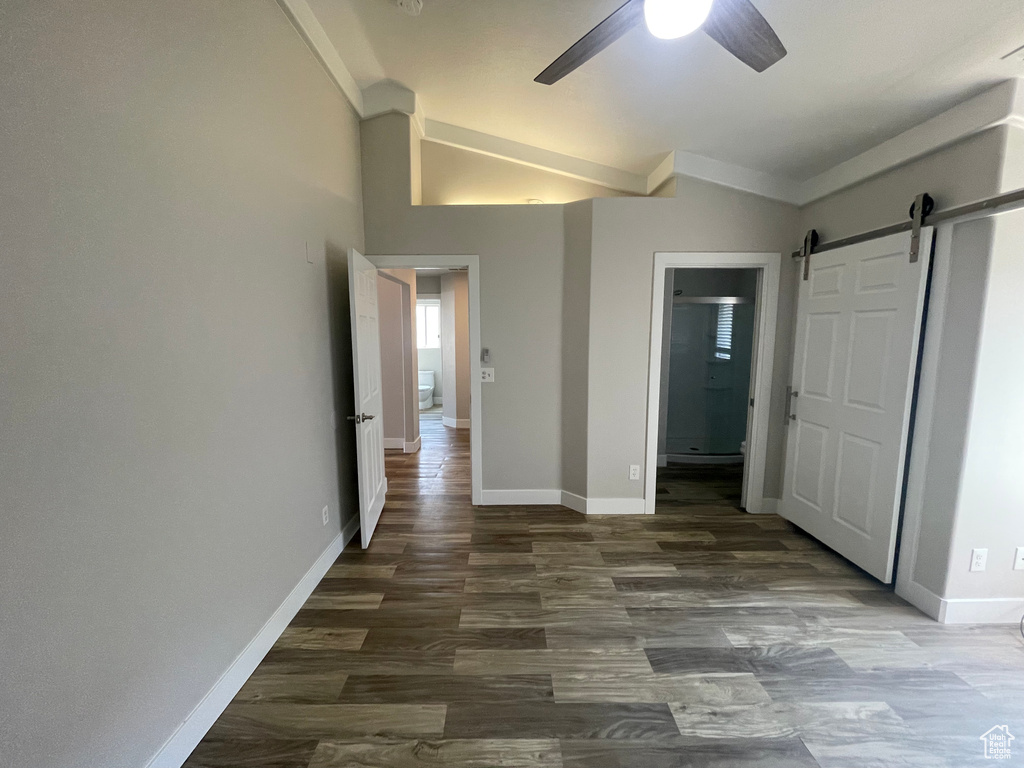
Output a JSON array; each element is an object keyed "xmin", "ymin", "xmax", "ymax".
[{"xmin": 312, "ymin": 0, "xmax": 1024, "ymax": 181}]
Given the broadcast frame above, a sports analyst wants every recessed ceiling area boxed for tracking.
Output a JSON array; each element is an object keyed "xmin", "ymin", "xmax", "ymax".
[{"xmin": 312, "ymin": 0, "xmax": 1024, "ymax": 182}]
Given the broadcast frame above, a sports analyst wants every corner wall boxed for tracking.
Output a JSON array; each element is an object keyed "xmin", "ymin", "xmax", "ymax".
[
  {"xmin": 0, "ymin": 1, "xmax": 365, "ymax": 766},
  {"xmin": 361, "ymin": 113, "xmax": 565, "ymax": 494},
  {"xmin": 587, "ymin": 183, "xmax": 800, "ymax": 504}
]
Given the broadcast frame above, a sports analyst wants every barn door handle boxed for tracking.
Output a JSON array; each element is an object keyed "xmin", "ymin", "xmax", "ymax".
[{"xmin": 786, "ymin": 387, "xmax": 799, "ymax": 424}]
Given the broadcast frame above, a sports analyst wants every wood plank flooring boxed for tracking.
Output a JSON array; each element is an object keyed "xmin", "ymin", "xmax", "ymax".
[{"xmin": 186, "ymin": 421, "xmax": 1024, "ymax": 768}]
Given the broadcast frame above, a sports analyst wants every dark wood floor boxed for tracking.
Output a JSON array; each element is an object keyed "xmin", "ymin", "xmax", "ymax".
[{"xmin": 186, "ymin": 420, "xmax": 1024, "ymax": 767}]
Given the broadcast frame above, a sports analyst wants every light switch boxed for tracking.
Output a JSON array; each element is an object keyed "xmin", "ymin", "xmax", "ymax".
[{"xmin": 481, "ymin": 368, "xmax": 495, "ymax": 383}]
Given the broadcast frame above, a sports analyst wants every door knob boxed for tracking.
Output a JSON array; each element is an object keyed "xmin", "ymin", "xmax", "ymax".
[
  {"xmin": 361, "ymin": 413, "xmax": 375, "ymax": 421},
  {"xmin": 346, "ymin": 413, "xmax": 375, "ymax": 425}
]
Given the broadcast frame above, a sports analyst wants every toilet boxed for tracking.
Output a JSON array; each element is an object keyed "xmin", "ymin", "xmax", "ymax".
[{"xmin": 418, "ymin": 370, "xmax": 435, "ymax": 410}]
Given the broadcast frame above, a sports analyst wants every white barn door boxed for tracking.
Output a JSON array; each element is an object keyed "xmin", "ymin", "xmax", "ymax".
[
  {"xmin": 348, "ymin": 249, "xmax": 387, "ymax": 548},
  {"xmin": 780, "ymin": 229, "xmax": 933, "ymax": 582}
]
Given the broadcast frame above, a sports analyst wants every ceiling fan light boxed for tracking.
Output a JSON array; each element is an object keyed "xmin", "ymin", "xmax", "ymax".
[{"xmin": 643, "ymin": 0, "xmax": 714, "ymax": 40}]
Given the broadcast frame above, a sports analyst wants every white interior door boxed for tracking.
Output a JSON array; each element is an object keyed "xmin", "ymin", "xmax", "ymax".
[
  {"xmin": 348, "ymin": 249, "xmax": 387, "ymax": 548},
  {"xmin": 780, "ymin": 229, "xmax": 933, "ymax": 582}
]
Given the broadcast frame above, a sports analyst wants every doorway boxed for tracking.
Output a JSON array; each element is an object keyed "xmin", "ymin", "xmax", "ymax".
[
  {"xmin": 370, "ymin": 255, "xmax": 483, "ymax": 506},
  {"xmin": 644, "ymin": 252, "xmax": 781, "ymax": 515},
  {"xmin": 658, "ymin": 269, "xmax": 757, "ymax": 507}
]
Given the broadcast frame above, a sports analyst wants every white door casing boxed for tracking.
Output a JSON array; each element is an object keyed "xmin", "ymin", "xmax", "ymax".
[
  {"xmin": 780, "ymin": 229, "xmax": 934, "ymax": 583},
  {"xmin": 348, "ymin": 249, "xmax": 387, "ymax": 548}
]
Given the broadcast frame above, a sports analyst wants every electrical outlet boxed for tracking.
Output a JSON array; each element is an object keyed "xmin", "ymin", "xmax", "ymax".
[
  {"xmin": 1014, "ymin": 547, "xmax": 1024, "ymax": 571},
  {"xmin": 481, "ymin": 368, "xmax": 495, "ymax": 383},
  {"xmin": 629, "ymin": 465, "xmax": 641, "ymax": 481},
  {"xmin": 322, "ymin": 505, "xmax": 329, "ymax": 526},
  {"xmin": 971, "ymin": 548, "xmax": 988, "ymax": 572}
]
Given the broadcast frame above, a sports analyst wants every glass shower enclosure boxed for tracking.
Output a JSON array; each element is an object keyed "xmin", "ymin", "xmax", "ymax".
[{"xmin": 664, "ymin": 297, "xmax": 756, "ymax": 458}]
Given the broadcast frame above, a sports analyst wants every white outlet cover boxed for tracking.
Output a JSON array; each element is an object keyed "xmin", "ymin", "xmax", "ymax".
[
  {"xmin": 970, "ymin": 548, "xmax": 988, "ymax": 572},
  {"xmin": 481, "ymin": 368, "xmax": 495, "ymax": 382},
  {"xmin": 629, "ymin": 465, "xmax": 641, "ymax": 480},
  {"xmin": 322, "ymin": 505, "xmax": 329, "ymax": 526},
  {"xmin": 1015, "ymin": 547, "xmax": 1024, "ymax": 571}
]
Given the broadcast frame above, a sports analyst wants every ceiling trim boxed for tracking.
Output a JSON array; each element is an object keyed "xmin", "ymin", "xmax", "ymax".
[
  {"xmin": 422, "ymin": 120, "xmax": 649, "ymax": 194},
  {"xmin": 276, "ymin": 0, "xmax": 365, "ymax": 116},
  {"xmin": 797, "ymin": 79, "xmax": 1024, "ymax": 205}
]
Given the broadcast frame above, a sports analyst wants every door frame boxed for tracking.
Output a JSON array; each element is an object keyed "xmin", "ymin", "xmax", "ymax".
[
  {"xmin": 369, "ymin": 254, "xmax": 483, "ymax": 506},
  {"xmin": 644, "ymin": 252, "xmax": 781, "ymax": 515}
]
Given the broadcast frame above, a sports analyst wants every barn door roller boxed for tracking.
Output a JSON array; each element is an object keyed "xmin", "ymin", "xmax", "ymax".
[{"xmin": 799, "ymin": 193, "xmax": 935, "ymax": 280}]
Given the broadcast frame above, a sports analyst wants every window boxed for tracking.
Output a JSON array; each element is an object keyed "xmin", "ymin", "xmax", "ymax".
[
  {"xmin": 715, "ymin": 303, "xmax": 733, "ymax": 360},
  {"xmin": 416, "ymin": 300, "xmax": 441, "ymax": 349}
]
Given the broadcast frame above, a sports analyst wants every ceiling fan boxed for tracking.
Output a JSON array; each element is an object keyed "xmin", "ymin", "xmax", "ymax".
[{"xmin": 535, "ymin": 0, "xmax": 786, "ymax": 85}]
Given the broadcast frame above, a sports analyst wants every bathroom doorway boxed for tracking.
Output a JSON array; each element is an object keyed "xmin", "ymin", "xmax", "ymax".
[
  {"xmin": 658, "ymin": 269, "xmax": 757, "ymax": 508},
  {"xmin": 644, "ymin": 252, "xmax": 780, "ymax": 515}
]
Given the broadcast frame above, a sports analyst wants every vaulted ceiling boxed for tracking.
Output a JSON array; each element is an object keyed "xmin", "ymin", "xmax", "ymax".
[{"xmin": 310, "ymin": 0, "xmax": 1024, "ymax": 183}]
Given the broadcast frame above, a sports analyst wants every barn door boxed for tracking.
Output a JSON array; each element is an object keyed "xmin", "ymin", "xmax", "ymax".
[{"xmin": 780, "ymin": 229, "xmax": 933, "ymax": 582}]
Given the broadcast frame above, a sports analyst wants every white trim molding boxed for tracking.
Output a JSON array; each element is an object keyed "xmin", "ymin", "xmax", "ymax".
[
  {"xmin": 644, "ymin": 252, "xmax": 780, "ymax": 517},
  {"xmin": 404, "ymin": 436, "xmax": 421, "ymax": 454},
  {"xmin": 275, "ymin": 0, "xmax": 364, "ymax": 115},
  {"xmin": 442, "ymin": 416, "xmax": 471, "ymax": 429},
  {"xmin": 897, "ymin": 578, "xmax": 1024, "ymax": 625},
  {"xmin": 383, "ymin": 437, "xmax": 405, "ymax": 450},
  {"xmin": 145, "ymin": 528, "xmax": 350, "ymax": 767},
  {"xmin": 585, "ymin": 498, "xmax": 647, "ymax": 516},
  {"xmin": 423, "ymin": 120, "xmax": 648, "ymax": 195},
  {"xmin": 480, "ymin": 489, "xmax": 562, "ymax": 506},
  {"xmin": 560, "ymin": 491, "xmax": 588, "ymax": 514}
]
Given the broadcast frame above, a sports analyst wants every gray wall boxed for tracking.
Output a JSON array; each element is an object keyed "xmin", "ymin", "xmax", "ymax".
[
  {"xmin": 440, "ymin": 272, "xmax": 471, "ymax": 423},
  {"xmin": 943, "ymin": 208, "xmax": 1024, "ymax": 600},
  {"xmin": 380, "ymin": 268, "xmax": 420, "ymax": 444},
  {"xmin": 587, "ymin": 186, "xmax": 800, "ymax": 502},
  {"xmin": 561, "ymin": 201, "xmax": 594, "ymax": 497},
  {"xmin": 362, "ymin": 113, "xmax": 565, "ymax": 492},
  {"xmin": 378, "ymin": 275, "xmax": 409, "ymax": 441},
  {"xmin": 416, "ymin": 274, "xmax": 443, "ymax": 294},
  {"xmin": 0, "ymin": 2, "xmax": 364, "ymax": 766}
]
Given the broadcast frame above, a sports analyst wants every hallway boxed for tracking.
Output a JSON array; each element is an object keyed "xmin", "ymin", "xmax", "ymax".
[{"xmin": 185, "ymin": 424, "xmax": 1024, "ymax": 768}]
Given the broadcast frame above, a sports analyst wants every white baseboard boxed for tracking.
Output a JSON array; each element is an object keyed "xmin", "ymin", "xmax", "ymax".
[
  {"xmin": 442, "ymin": 416, "xmax": 471, "ymax": 429},
  {"xmin": 341, "ymin": 514, "xmax": 361, "ymax": 549},
  {"xmin": 483, "ymin": 490, "xmax": 647, "ymax": 515},
  {"xmin": 383, "ymin": 437, "xmax": 404, "ymax": 450},
  {"xmin": 146, "ymin": 529, "xmax": 347, "ymax": 768},
  {"xmin": 751, "ymin": 497, "xmax": 779, "ymax": 515},
  {"xmin": 560, "ymin": 491, "xmax": 588, "ymax": 514},
  {"xmin": 586, "ymin": 497, "xmax": 647, "ymax": 515},
  {"xmin": 403, "ymin": 436, "xmax": 421, "ymax": 454},
  {"xmin": 480, "ymin": 489, "xmax": 562, "ymax": 506},
  {"xmin": 896, "ymin": 578, "xmax": 1024, "ymax": 624}
]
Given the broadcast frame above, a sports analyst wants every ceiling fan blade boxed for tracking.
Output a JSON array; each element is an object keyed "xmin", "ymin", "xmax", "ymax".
[
  {"xmin": 535, "ymin": 0, "xmax": 644, "ymax": 85},
  {"xmin": 702, "ymin": 0, "xmax": 787, "ymax": 72}
]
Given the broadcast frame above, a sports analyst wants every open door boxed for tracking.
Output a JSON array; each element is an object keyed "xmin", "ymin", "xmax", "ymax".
[
  {"xmin": 348, "ymin": 249, "xmax": 387, "ymax": 548},
  {"xmin": 780, "ymin": 229, "xmax": 933, "ymax": 582}
]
